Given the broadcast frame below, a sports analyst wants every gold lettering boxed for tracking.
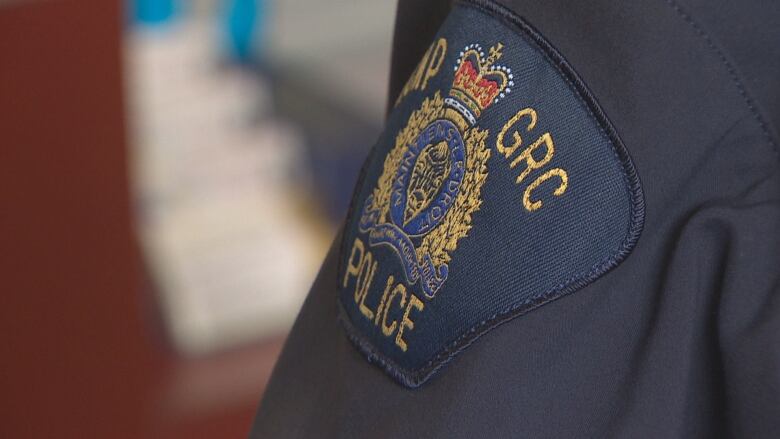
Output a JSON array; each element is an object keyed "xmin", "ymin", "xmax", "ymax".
[
  {"xmin": 496, "ymin": 107, "xmax": 537, "ymax": 158},
  {"xmin": 523, "ymin": 168, "xmax": 568, "ymax": 211},
  {"xmin": 421, "ymin": 38, "xmax": 447, "ymax": 89},
  {"xmin": 511, "ymin": 132, "xmax": 555, "ymax": 184},
  {"xmin": 397, "ymin": 49, "xmax": 429, "ymax": 104},
  {"xmin": 374, "ymin": 275, "xmax": 394, "ymax": 325},
  {"xmin": 395, "ymin": 38, "xmax": 448, "ymax": 105},
  {"xmin": 395, "ymin": 294, "xmax": 424, "ymax": 352},
  {"xmin": 412, "ymin": 48, "xmax": 429, "ymax": 90},
  {"xmin": 382, "ymin": 282, "xmax": 407, "ymax": 337},
  {"xmin": 343, "ymin": 237, "xmax": 364, "ymax": 288},
  {"xmin": 356, "ymin": 254, "xmax": 377, "ymax": 319},
  {"xmin": 495, "ymin": 108, "xmax": 571, "ymax": 212}
]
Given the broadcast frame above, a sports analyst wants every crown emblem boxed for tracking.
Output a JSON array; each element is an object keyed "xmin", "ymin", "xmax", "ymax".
[{"xmin": 445, "ymin": 43, "xmax": 513, "ymax": 126}]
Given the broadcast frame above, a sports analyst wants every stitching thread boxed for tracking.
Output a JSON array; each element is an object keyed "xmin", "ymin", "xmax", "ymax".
[
  {"xmin": 337, "ymin": 0, "xmax": 646, "ymax": 387},
  {"xmin": 663, "ymin": 0, "xmax": 779, "ymax": 158}
]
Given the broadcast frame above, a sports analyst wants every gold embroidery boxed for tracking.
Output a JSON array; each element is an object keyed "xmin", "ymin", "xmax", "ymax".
[
  {"xmin": 347, "ymin": 41, "xmax": 527, "ymax": 354},
  {"xmin": 405, "ymin": 140, "xmax": 452, "ymax": 225},
  {"xmin": 344, "ymin": 237, "xmax": 378, "ymax": 320},
  {"xmin": 496, "ymin": 107, "xmax": 537, "ymax": 158},
  {"xmin": 496, "ymin": 108, "xmax": 570, "ymax": 212},
  {"xmin": 395, "ymin": 38, "xmax": 448, "ymax": 106},
  {"xmin": 381, "ymin": 282, "xmax": 407, "ymax": 337},
  {"xmin": 450, "ymin": 43, "xmax": 508, "ymax": 118},
  {"xmin": 523, "ymin": 168, "xmax": 569, "ymax": 211},
  {"xmin": 357, "ymin": 255, "xmax": 378, "ymax": 320},
  {"xmin": 511, "ymin": 132, "xmax": 555, "ymax": 184},
  {"xmin": 421, "ymin": 38, "xmax": 447, "ymax": 90},
  {"xmin": 368, "ymin": 93, "xmax": 447, "ymax": 226},
  {"xmin": 344, "ymin": 254, "xmax": 428, "ymax": 350},
  {"xmin": 364, "ymin": 92, "xmax": 489, "ymax": 269},
  {"xmin": 343, "ymin": 237, "xmax": 365, "ymax": 288},
  {"xmin": 395, "ymin": 294, "xmax": 424, "ymax": 352},
  {"xmin": 444, "ymin": 107, "xmax": 469, "ymax": 132},
  {"xmin": 374, "ymin": 275, "xmax": 394, "ymax": 325},
  {"xmin": 416, "ymin": 126, "xmax": 489, "ymax": 267}
]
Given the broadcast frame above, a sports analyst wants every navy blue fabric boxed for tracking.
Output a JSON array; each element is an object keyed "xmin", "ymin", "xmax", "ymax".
[
  {"xmin": 337, "ymin": 0, "xmax": 643, "ymax": 386},
  {"xmin": 251, "ymin": 0, "xmax": 780, "ymax": 437}
]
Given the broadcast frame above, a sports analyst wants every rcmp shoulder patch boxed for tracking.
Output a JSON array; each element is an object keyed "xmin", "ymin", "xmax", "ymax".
[{"xmin": 338, "ymin": 0, "xmax": 645, "ymax": 387}]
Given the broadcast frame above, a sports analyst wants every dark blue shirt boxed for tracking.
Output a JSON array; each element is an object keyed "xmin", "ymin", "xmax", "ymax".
[{"xmin": 251, "ymin": 1, "xmax": 780, "ymax": 437}]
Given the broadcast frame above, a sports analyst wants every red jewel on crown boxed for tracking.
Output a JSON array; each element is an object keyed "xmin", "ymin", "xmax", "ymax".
[{"xmin": 446, "ymin": 43, "xmax": 513, "ymax": 125}]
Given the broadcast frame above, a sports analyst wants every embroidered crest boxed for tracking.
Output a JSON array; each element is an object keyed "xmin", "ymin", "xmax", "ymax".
[
  {"xmin": 338, "ymin": 0, "xmax": 644, "ymax": 388},
  {"xmin": 356, "ymin": 43, "xmax": 514, "ymax": 298}
]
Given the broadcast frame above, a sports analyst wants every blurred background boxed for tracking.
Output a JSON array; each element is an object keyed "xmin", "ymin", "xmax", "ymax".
[{"xmin": 0, "ymin": 0, "xmax": 394, "ymax": 437}]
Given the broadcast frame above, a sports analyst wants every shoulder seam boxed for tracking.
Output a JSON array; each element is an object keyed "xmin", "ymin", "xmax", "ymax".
[{"xmin": 663, "ymin": 0, "xmax": 780, "ymax": 161}]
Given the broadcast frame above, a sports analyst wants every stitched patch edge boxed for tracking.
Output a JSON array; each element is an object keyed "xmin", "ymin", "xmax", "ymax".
[{"xmin": 336, "ymin": 0, "xmax": 646, "ymax": 388}]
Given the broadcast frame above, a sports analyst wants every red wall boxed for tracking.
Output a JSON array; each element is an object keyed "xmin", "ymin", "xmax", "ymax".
[{"xmin": 0, "ymin": 1, "xmax": 158, "ymax": 437}]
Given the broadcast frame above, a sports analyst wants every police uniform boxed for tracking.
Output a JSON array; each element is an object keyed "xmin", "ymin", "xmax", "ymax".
[{"xmin": 251, "ymin": 0, "xmax": 780, "ymax": 437}]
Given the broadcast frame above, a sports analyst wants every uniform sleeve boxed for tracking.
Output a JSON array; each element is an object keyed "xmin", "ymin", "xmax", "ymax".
[{"xmin": 716, "ymin": 172, "xmax": 780, "ymax": 437}]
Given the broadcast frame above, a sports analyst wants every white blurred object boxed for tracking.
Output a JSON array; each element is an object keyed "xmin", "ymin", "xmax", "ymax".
[
  {"xmin": 264, "ymin": 0, "xmax": 395, "ymax": 123},
  {"xmin": 126, "ymin": 19, "xmax": 324, "ymax": 354}
]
